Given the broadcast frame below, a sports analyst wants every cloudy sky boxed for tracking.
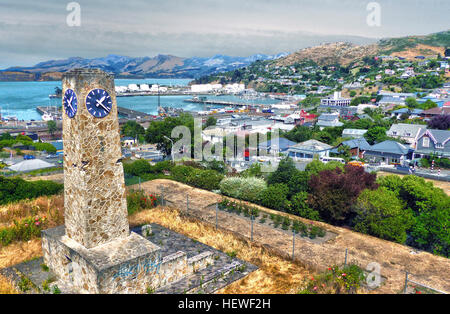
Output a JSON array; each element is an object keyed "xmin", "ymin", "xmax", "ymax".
[{"xmin": 0, "ymin": 0, "xmax": 448, "ymax": 68}]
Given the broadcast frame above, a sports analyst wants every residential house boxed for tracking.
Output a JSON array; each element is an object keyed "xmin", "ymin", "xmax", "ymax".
[
  {"xmin": 414, "ymin": 129, "xmax": 450, "ymax": 158},
  {"xmin": 364, "ymin": 140, "xmax": 412, "ymax": 165},
  {"xmin": 420, "ymin": 106, "xmax": 450, "ymax": 119},
  {"xmin": 316, "ymin": 113, "xmax": 344, "ymax": 129},
  {"xmin": 320, "ymin": 91, "xmax": 352, "ymax": 107},
  {"xmin": 386, "ymin": 123, "xmax": 427, "ymax": 148},
  {"xmin": 258, "ymin": 138, "xmax": 297, "ymax": 155},
  {"xmin": 378, "ymin": 92, "xmax": 415, "ymax": 108},
  {"xmin": 121, "ymin": 136, "xmax": 137, "ymax": 147},
  {"xmin": 331, "ymin": 138, "xmax": 371, "ymax": 159},
  {"xmin": 287, "ymin": 139, "xmax": 333, "ymax": 160},
  {"xmin": 390, "ymin": 108, "xmax": 424, "ymax": 120}
]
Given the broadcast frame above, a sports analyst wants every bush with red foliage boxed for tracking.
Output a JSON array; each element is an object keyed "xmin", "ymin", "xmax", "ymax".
[
  {"xmin": 427, "ymin": 114, "xmax": 450, "ymax": 130},
  {"xmin": 308, "ymin": 165, "xmax": 378, "ymax": 225}
]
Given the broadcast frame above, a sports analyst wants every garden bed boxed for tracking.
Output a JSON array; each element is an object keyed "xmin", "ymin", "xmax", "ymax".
[{"xmin": 206, "ymin": 199, "xmax": 338, "ymax": 245}]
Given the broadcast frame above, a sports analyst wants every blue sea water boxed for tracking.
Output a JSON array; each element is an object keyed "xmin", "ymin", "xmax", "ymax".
[{"xmin": 0, "ymin": 79, "xmax": 280, "ymax": 121}]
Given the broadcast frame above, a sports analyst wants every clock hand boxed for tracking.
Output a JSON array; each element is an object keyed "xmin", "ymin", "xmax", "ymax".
[
  {"xmin": 96, "ymin": 99, "xmax": 110, "ymax": 112},
  {"xmin": 67, "ymin": 96, "xmax": 74, "ymax": 112},
  {"xmin": 97, "ymin": 96, "xmax": 106, "ymax": 105}
]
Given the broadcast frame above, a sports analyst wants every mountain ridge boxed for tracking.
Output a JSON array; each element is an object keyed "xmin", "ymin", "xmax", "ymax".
[{"xmin": 0, "ymin": 53, "xmax": 288, "ymax": 81}]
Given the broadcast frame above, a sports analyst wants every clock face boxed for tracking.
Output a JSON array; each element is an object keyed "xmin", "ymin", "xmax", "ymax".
[
  {"xmin": 63, "ymin": 89, "xmax": 78, "ymax": 118},
  {"xmin": 85, "ymin": 88, "xmax": 113, "ymax": 118}
]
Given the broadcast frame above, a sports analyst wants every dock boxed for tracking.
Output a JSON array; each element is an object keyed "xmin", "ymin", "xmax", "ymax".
[
  {"xmin": 183, "ymin": 98, "xmax": 263, "ymax": 108},
  {"xmin": 37, "ymin": 106, "xmax": 151, "ymax": 120},
  {"xmin": 117, "ymin": 107, "xmax": 153, "ymax": 119}
]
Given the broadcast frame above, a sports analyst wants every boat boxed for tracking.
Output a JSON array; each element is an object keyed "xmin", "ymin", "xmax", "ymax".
[{"xmin": 42, "ymin": 113, "xmax": 54, "ymax": 121}]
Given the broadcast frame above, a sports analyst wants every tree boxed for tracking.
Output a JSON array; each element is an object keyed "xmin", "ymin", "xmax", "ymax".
[
  {"xmin": 353, "ymin": 188, "xmax": 413, "ymax": 243},
  {"xmin": 308, "ymin": 165, "xmax": 378, "ymax": 225},
  {"xmin": 420, "ymin": 100, "xmax": 438, "ymax": 110},
  {"xmin": 204, "ymin": 117, "xmax": 217, "ymax": 129},
  {"xmin": 260, "ymin": 184, "xmax": 290, "ymax": 211},
  {"xmin": 121, "ymin": 121, "xmax": 145, "ymax": 140},
  {"xmin": 283, "ymin": 125, "xmax": 313, "ymax": 143},
  {"xmin": 145, "ymin": 113, "xmax": 194, "ymax": 156},
  {"xmin": 300, "ymin": 96, "xmax": 320, "ymax": 108},
  {"xmin": 291, "ymin": 192, "xmax": 320, "ymax": 221},
  {"xmin": 378, "ymin": 175, "xmax": 450, "ymax": 257},
  {"xmin": 349, "ymin": 90, "xmax": 357, "ymax": 98},
  {"xmin": 47, "ymin": 120, "xmax": 57, "ymax": 138},
  {"xmin": 411, "ymin": 205, "xmax": 449, "ymax": 257},
  {"xmin": 428, "ymin": 114, "xmax": 450, "ymax": 130},
  {"xmin": 267, "ymin": 157, "xmax": 297, "ymax": 186},
  {"xmin": 337, "ymin": 145, "xmax": 352, "ymax": 162},
  {"xmin": 0, "ymin": 133, "xmax": 13, "ymax": 141},
  {"xmin": 364, "ymin": 126, "xmax": 387, "ymax": 145},
  {"xmin": 305, "ymin": 160, "xmax": 344, "ymax": 177},
  {"xmin": 405, "ymin": 97, "xmax": 419, "ymax": 109}
]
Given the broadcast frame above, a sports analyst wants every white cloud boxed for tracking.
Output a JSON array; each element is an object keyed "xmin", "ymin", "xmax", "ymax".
[{"xmin": 0, "ymin": 0, "xmax": 448, "ymax": 68}]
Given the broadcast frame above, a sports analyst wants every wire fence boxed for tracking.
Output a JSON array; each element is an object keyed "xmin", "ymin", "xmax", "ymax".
[
  {"xmin": 152, "ymin": 187, "xmax": 448, "ymax": 295},
  {"xmin": 403, "ymin": 272, "xmax": 447, "ymax": 295}
]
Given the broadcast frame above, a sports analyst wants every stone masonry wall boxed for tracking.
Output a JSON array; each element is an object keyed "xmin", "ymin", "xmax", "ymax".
[{"xmin": 62, "ymin": 69, "xmax": 129, "ymax": 249}]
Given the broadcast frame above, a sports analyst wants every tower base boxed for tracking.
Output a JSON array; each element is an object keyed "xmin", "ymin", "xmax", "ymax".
[{"xmin": 42, "ymin": 226, "xmax": 206, "ymax": 294}]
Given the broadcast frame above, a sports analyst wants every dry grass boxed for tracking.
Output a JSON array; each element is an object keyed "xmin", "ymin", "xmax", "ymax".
[
  {"xmin": 0, "ymin": 195, "xmax": 63, "ymax": 294},
  {"xmin": 0, "ymin": 195, "xmax": 64, "ymax": 228},
  {"xmin": 0, "ymin": 238, "xmax": 43, "ymax": 294},
  {"xmin": 391, "ymin": 44, "xmax": 445, "ymax": 60},
  {"xmin": 129, "ymin": 207, "xmax": 314, "ymax": 294}
]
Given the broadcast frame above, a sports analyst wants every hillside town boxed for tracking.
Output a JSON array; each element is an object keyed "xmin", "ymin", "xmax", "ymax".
[{"xmin": 0, "ymin": 3, "xmax": 449, "ymax": 297}]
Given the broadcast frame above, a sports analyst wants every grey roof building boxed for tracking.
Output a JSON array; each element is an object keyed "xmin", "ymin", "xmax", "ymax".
[
  {"xmin": 316, "ymin": 113, "xmax": 344, "ymax": 129},
  {"xmin": 364, "ymin": 140, "xmax": 413, "ymax": 165},
  {"xmin": 415, "ymin": 129, "xmax": 450, "ymax": 158},
  {"xmin": 258, "ymin": 138, "xmax": 297, "ymax": 154},
  {"xmin": 288, "ymin": 139, "xmax": 333, "ymax": 159},
  {"xmin": 387, "ymin": 123, "xmax": 427, "ymax": 147}
]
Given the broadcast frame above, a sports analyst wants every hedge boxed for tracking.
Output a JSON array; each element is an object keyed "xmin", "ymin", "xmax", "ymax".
[{"xmin": 0, "ymin": 176, "xmax": 63, "ymax": 205}]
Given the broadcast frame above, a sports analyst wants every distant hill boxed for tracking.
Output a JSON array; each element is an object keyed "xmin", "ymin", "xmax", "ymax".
[
  {"xmin": 273, "ymin": 30, "xmax": 449, "ymax": 68},
  {"xmin": 0, "ymin": 53, "xmax": 288, "ymax": 81},
  {"xmin": 274, "ymin": 42, "xmax": 380, "ymax": 67}
]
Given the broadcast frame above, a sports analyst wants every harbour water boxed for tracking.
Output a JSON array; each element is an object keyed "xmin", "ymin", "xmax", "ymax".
[{"xmin": 0, "ymin": 79, "xmax": 281, "ymax": 121}]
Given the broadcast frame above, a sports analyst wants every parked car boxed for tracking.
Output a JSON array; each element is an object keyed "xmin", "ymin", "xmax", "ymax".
[
  {"xmin": 23, "ymin": 155, "xmax": 36, "ymax": 160},
  {"xmin": 46, "ymin": 154, "xmax": 59, "ymax": 159}
]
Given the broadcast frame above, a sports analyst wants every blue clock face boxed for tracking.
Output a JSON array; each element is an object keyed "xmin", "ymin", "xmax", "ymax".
[
  {"xmin": 63, "ymin": 89, "xmax": 78, "ymax": 118},
  {"xmin": 85, "ymin": 88, "xmax": 113, "ymax": 118}
]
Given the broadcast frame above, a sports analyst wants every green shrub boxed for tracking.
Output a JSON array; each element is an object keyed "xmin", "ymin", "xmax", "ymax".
[
  {"xmin": 170, "ymin": 165, "xmax": 195, "ymax": 183},
  {"xmin": 259, "ymin": 183, "xmax": 289, "ymax": 211},
  {"xmin": 282, "ymin": 217, "xmax": 291, "ymax": 230},
  {"xmin": 123, "ymin": 159, "xmax": 152, "ymax": 177},
  {"xmin": 299, "ymin": 264, "xmax": 366, "ymax": 294},
  {"xmin": 0, "ymin": 176, "xmax": 63, "ymax": 205},
  {"xmin": 290, "ymin": 192, "xmax": 320, "ymax": 221},
  {"xmin": 353, "ymin": 188, "xmax": 413, "ymax": 244},
  {"xmin": 0, "ymin": 216, "xmax": 47, "ymax": 247},
  {"xmin": 126, "ymin": 190, "xmax": 159, "ymax": 215},
  {"xmin": 187, "ymin": 168, "xmax": 224, "ymax": 191},
  {"xmin": 219, "ymin": 177, "xmax": 267, "ymax": 203}
]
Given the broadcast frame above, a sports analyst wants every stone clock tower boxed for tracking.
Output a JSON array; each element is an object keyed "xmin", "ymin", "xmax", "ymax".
[
  {"xmin": 61, "ymin": 68, "xmax": 129, "ymax": 248},
  {"xmin": 41, "ymin": 69, "xmax": 161, "ymax": 294},
  {"xmin": 41, "ymin": 69, "xmax": 211, "ymax": 294}
]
